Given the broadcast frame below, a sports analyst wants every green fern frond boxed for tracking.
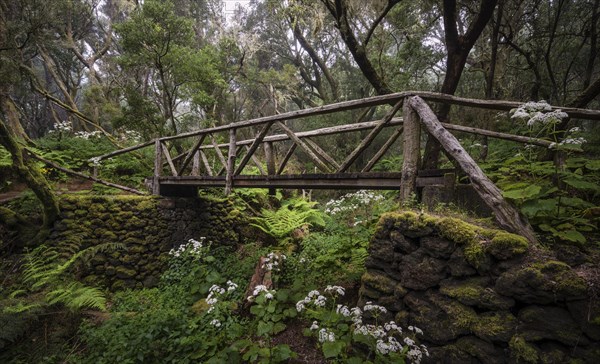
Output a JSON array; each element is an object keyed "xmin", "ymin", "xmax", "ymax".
[{"xmin": 46, "ymin": 282, "xmax": 106, "ymax": 311}]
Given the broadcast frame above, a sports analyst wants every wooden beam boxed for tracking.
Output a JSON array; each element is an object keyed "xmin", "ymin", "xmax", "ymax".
[
  {"xmin": 245, "ymin": 145, "xmax": 266, "ymax": 175},
  {"xmin": 178, "ymin": 133, "xmax": 207, "ymax": 175},
  {"xmin": 305, "ymin": 138, "xmax": 340, "ymax": 170},
  {"xmin": 210, "ymin": 134, "xmax": 228, "ymax": 172},
  {"xmin": 225, "ymin": 128, "xmax": 237, "ymax": 195},
  {"xmin": 362, "ymin": 127, "xmax": 403, "ymax": 172},
  {"xmin": 276, "ymin": 121, "xmax": 331, "ymax": 172},
  {"xmin": 29, "ymin": 152, "xmax": 146, "ymax": 195},
  {"xmin": 234, "ymin": 122, "xmax": 274, "ymax": 175},
  {"xmin": 264, "ymin": 141, "xmax": 276, "ymax": 195},
  {"xmin": 153, "ymin": 139, "xmax": 162, "ymax": 195},
  {"xmin": 400, "ymin": 101, "xmax": 420, "ymax": 201},
  {"xmin": 338, "ymin": 99, "xmax": 404, "ymax": 172},
  {"xmin": 191, "ymin": 150, "xmax": 200, "ymax": 176},
  {"xmin": 200, "ymin": 150, "xmax": 213, "ymax": 176},
  {"xmin": 277, "ymin": 144, "xmax": 296, "ymax": 175},
  {"xmin": 408, "ymin": 95, "xmax": 538, "ymax": 243},
  {"xmin": 161, "ymin": 142, "xmax": 178, "ymax": 177}
]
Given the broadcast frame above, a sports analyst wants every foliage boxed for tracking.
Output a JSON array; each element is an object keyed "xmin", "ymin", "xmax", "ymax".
[
  {"xmin": 296, "ymin": 285, "xmax": 428, "ymax": 363},
  {"xmin": 249, "ymin": 196, "xmax": 326, "ymax": 245},
  {"xmin": 6, "ymin": 243, "xmax": 121, "ymax": 313}
]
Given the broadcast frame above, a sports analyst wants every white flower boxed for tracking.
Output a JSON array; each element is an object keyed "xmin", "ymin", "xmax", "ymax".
[
  {"xmin": 296, "ymin": 301, "xmax": 305, "ymax": 312},
  {"xmin": 318, "ymin": 328, "xmax": 335, "ymax": 343},
  {"xmin": 310, "ymin": 321, "xmax": 319, "ymax": 330},
  {"xmin": 252, "ymin": 285, "xmax": 269, "ymax": 296},
  {"xmin": 265, "ymin": 292, "xmax": 274, "ymax": 300},
  {"xmin": 226, "ymin": 280, "xmax": 238, "ymax": 292},
  {"xmin": 325, "ymin": 285, "xmax": 345, "ymax": 296},
  {"xmin": 336, "ymin": 304, "xmax": 350, "ymax": 317},
  {"xmin": 210, "ymin": 319, "xmax": 221, "ymax": 328}
]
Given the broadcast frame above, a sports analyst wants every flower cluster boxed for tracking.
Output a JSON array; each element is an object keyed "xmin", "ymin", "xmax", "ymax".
[
  {"xmin": 261, "ymin": 252, "xmax": 286, "ymax": 272},
  {"xmin": 296, "ymin": 289, "xmax": 330, "ymax": 312},
  {"xmin": 89, "ymin": 157, "xmax": 102, "ymax": 167},
  {"xmin": 50, "ymin": 120, "xmax": 73, "ymax": 133},
  {"xmin": 169, "ymin": 238, "xmax": 205, "ymax": 258},
  {"xmin": 206, "ymin": 281, "xmax": 238, "ymax": 318},
  {"xmin": 247, "ymin": 284, "xmax": 276, "ymax": 302},
  {"xmin": 510, "ymin": 100, "xmax": 568, "ymax": 127},
  {"xmin": 74, "ymin": 130, "xmax": 102, "ymax": 140},
  {"xmin": 297, "ymin": 287, "xmax": 429, "ymax": 362},
  {"xmin": 324, "ymin": 190, "xmax": 385, "ymax": 215},
  {"xmin": 118, "ymin": 129, "xmax": 142, "ymax": 143}
]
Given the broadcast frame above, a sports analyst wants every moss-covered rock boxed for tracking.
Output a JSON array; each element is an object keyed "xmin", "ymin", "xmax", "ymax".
[
  {"xmin": 487, "ymin": 231, "xmax": 529, "ymax": 260},
  {"xmin": 518, "ymin": 305, "xmax": 588, "ymax": 346},
  {"xmin": 509, "ymin": 335, "xmax": 539, "ymax": 363},
  {"xmin": 496, "ymin": 260, "xmax": 587, "ymax": 304},
  {"xmin": 472, "ymin": 311, "xmax": 517, "ymax": 342},
  {"xmin": 440, "ymin": 277, "xmax": 515, "ymax": 310},
  {"xmin": 362, "ymin": 270, "xmax": 397, "ymax": 295}
]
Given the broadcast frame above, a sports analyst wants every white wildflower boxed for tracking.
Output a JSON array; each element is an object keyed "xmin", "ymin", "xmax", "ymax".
[{"xmin": 210, "ymin": 319, "xmax": 221, "ymax": 328}]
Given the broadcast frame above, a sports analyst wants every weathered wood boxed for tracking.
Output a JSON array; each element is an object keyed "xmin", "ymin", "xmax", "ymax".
[
  {"xmin": 225, "ymin": 128, "xmax": 236, "ymax": 195},
  {"xmin": 178, "ymin": 133, "xmax": 207, "ymax": 175},
  {"xmin": 277, "ymin": 144, "xmax": 296, "ymax": 175},
  {"xmin": 29, "ymin": 152, "xmax": 146, "ymax": 195},
  {"xmin": 161, "ymin": 142, "xmax": 178, "ymax": 177},
  {"xmin": 93, "ymin": 139, "xmax": 155, "ymax": 162},
  {"xmin": 234, "ymin": 122, "xmax": 274, "ymax": 175},
  {"xmin": 304, "ymin": 138, "xmax": 340, "ymax": 170},
  {"xmin": 264, "ymin": 141, "xmax": 276, "ymax": 195},
  {"xmin": 158, "ymin": 91, "xmax": 600, "ymax": 143},
  {"xmin": 440, "ymin": 122, "xmax": 554, "ymax": 148},
  {"xmin": 245, "ymin": 145, "xmax": 266, "ymax": 175},
  {"xmin": 338, "ymin": 99, "xmax": 404, "ymax": 172},
  {"xmin": 153, "ymin": 139, "xmax": 162, "ymax": 195},
  {"xmin": 400, "ymin": 101, "xmax": 421, "ymax": 201},
  {"xmin": 200, "ymin": 118, "xmax": 404, "ymax": 150},
  {"xmin": 362, "ymin": 127, "xmax": 403, "ymax": 172},
  {"xmin": 191, "ymin": 150, "xmax": 200, "ymax": 176},
  {"xmin": 200, "ymin": 150, "xmax": 213, "ymax": 176},
  {"xmin": 210, "ymin": 134, "xmax": 228, "ymax": 171},
  {"xmin": 408, "ymin": 96, "xmax": 538, "ymax": 243},
  {"xmin": 276, "ymin": 121, "xmax": 331, "ymax": 172}
]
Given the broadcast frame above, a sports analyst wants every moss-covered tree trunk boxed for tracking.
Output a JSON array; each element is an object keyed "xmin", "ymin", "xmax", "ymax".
[{"xmin": 0, "ymin": 97, "xmax": 59, "ymax": 243}]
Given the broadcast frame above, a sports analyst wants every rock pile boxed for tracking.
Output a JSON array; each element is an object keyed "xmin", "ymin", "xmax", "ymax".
[{"xmin": 360, "ymin": 211, "xmax": 600, "ymax": 363}]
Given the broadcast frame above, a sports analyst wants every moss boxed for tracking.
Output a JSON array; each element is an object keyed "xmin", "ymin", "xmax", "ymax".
[
  {"xmin": 362, "ymin": 271, "xmax": 397, "ymax": 295},
  {"xmin": 430, "ymin": 293, "xmax": 478, "ymax": 330},
  {"xmin": 534, "ymin": 260, "xmax": 588, "ymax": 296},
  {"xmin": 472, "ymin": 311, "xmax": 516, "ymax": 341},
  {"xmin": 436, "ymin": 217, "xmax": 479, "ymax": 245},
  {"xmin": 488, "ymin": 232, "xmax": 529, "ymax": 259},
  {"xmin": 136, "ymin": 199, "xmax": 157, "ymax": 210},
  {"xmin": 509, "ymin": 335, "xmax": 539, "ymax": 363},
  {"xmin": 440, "ymin": 280, "xmax": 483, "ymax": 301},
  {"xmin": 463, "ymin": 242, "xmax": 487, "ymax": 269}
]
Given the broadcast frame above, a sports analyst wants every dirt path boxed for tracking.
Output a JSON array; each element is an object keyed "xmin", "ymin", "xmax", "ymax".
[{"xmin": 0, "ymin": 179, "xmax": 95, "ymax": 205}]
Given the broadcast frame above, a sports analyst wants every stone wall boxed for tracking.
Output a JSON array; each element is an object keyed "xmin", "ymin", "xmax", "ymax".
[
  {"xmin": 46, "ymin": 195, "xmax": 243, "ymax": 291},
  {"xmin": 360, "ymin": 211, "xmax": 600, "ymax": 363}
]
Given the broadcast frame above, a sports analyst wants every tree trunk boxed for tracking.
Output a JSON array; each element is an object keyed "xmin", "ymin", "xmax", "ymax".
[{"xmin": 0, "ymin": 114, "xmax": 59, "ymax": 243}]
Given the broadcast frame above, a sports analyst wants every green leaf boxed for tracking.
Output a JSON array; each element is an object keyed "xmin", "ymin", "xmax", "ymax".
[
  {"xmin": 521, "ymin": 198, "xmax": 558, "ymax": 217},
  {"xmin": 563, "ymin": 179, "xmax": 600, "ymax": 192},
  {"xmin": 585, "ymin": 160, "xmax": 600, "ymax": 171},
  {"xmin": 257, "ymin": 321, "xmax": 274, "ymax": 336},
  {"xmin": 322, "ymin": 341, "xmax": 345, "ymax": 359},
  {"xmin": 503, "ymin": 185, "xmax": 542, "ymax": 200},
  {"xmin": 555, "ymin": 229, "xmax": 586, "ymax": 244}
]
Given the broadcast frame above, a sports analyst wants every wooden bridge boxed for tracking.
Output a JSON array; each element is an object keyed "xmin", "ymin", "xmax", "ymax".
[{"xmin": 88, "ymin": 91, "xmax": 600, "ymax": 242}]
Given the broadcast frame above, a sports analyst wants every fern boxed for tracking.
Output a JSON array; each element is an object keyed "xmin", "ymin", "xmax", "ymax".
[
  {"xmin": 8, "ymin": 243, "xmax": 122, "ymax": 313},
  {"xmin": 250, "ymin": 197, "xmax": 327, "ymax": 240}
]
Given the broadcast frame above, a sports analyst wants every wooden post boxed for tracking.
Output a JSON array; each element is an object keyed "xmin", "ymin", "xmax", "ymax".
[
  {"xmin": 153, "ymin": 139, "xmax": 162, "ymax": 195},
  {"xmin": 400, "ymin": 100, "xmax": 421, "ymax": 202},
  {"xmin": 225, "ymin": 128, "xmax": 237, "ymax": 195},
  {"xmin": 408, "ymin": 96, "xmax": 538, "ymax": 243},
  {"xmin": 264, "ymin": 141, "xmax": 276, "ymax": 195},
  {"xmin": 192, "ymin": 150, "xmax": 200, "ymax": 176}
]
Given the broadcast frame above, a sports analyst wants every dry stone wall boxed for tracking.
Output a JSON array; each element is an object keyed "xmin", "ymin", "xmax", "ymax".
[
  {"xmin": 46, "ymin": 195, "xmax": 243, "ymax": 291},
  {"xmin": 360, "ymin": 211, "xmax": 600, "ymax": 363}
]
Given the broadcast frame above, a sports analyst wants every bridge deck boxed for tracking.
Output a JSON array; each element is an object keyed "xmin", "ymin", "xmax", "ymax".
[{"xmin": 152, "ymin": 171, "xmax": 454, "ymax": 194}]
